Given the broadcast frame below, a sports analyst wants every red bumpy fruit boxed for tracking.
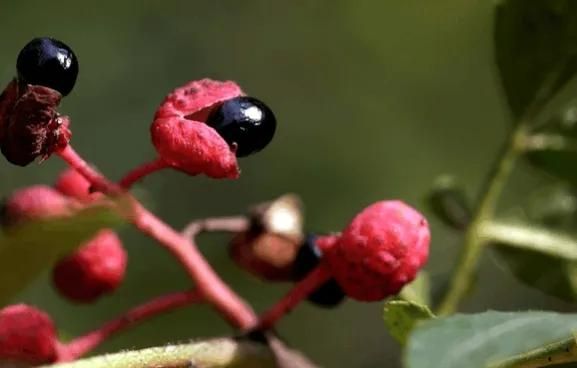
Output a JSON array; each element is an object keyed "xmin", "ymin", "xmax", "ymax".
[
  {"xmin": 1, "ymin": 185, "xmax": 74, "ymax": 227},
  {"xmin": 150, "ymin": 79, "xmax": 243, "ymax": 179},
  {"xmin": 53, "ymin": 168, "xmax": 125, "ymax": 303},
  {"xmin": 52, "ymin": 229, "xmax": 127, "ymax": 303},
  {"xmin": 320, "ymin": 200, "xmax": 430, "ymax": 301},
  {"xmin": 0, "ymin": 304, "xmax": 58, "ymax": 364},
  {"xmin": 54, "ymin": 167, "xmax": 94, "ymax": 201}
]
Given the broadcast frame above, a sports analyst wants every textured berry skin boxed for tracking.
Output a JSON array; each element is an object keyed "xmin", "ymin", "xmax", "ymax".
[
  {"xmin": 151, "ymin": 117, "xmax": 239, "ymax": 178},
  {"xmin": 206, "ymin": 96, "xmax": 276, "ymax": 157},
  {"xmin": 294, "ymin": 234, "xmax": 346, "ymax": 307},
  {"xmin": 1, "ymin": 185, "xmax": 73, "ymax": 227},
  {"xmin": 0, "ymin": 79, "xmax": 19, "ymax": 144},
  {"xmin": 0, "ymin": 304, "xmax": 58, "ymax": 364},
  {"xmin": 54, "ymin": 168, "xmax": 93, "ymax": 201},
  {"xmin": 16, "ymin": 37, "xmax": 79, "ymax": 96},
  {"xmin": 321, "ymin": 201, "xmax": 430, "ymax": 302},
  {"xmin": 154, "ymin": 79, "xmax": 244, "ymax": 121},
  {"xmin": 52, "ymin": 229, "xmax": 127, "ymax": 303},
  {"xmin": 151, "ymin": 79, "xmax": 243, "ymax": 178}
]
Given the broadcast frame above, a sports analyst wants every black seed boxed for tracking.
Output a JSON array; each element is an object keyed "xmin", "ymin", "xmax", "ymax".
[
  {"xmin": 16, "ymin": 37, "xmax": 79, "ymax": 96},
  {"xmin": 292, "ymin": 233, "xmax": 323, "ymax": 280},
  {"xmin": 206, "ymin": 96, "xmax": 276, "ymax": 157},
  {"xmin": 237, "ymin": 329, "xmax": 270, "ymax": 345},
  {"xmin": 307, "ymin": 278, "xmax": 346, "ymax": 307},
  {"xmin": 293, "ymin": 233, "xmax": 346, "ymax": 308}
]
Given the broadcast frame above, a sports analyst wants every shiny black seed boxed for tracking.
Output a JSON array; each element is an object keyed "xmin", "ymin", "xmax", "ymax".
[
  {"xmin": 16, "ymin": 37, "xmax": 79, "ymax": 96},
  {"xmin": 292, "ymin": 233, "xmax": 323, "ymax": 281},
  {"xmin": 206, "ymin": 96, "xmax": 276, "ymax": 157},
  {"xmin": 306, "ymin": 279, "xmax": 346, "ymax": 307},
  {"xmin": 293, "ymin": 233, "xmax": 346, "ymax": 308}
]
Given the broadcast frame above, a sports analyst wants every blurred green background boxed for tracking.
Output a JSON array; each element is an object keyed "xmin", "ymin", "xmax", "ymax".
[{"xmin": 1, "ymin": 1, "xmax": 573, "ymax": 367}]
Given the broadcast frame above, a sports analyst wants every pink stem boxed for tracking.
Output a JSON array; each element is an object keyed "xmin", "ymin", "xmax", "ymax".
[
  {"xmin": 182, "ymin": 216, "xmax": 249, "ymax": 240},
  {"xmin": 257, "ymin": 264, "xmax": 332, "ymax": 331},
  {"xmin": 132, "ymin": 203, "xmax": 256, "ymax": 327},
  {"xmin": 56, "ymin": 145, "xmax": 257, "ymax": 329},
  {"xmin": 57, "ymin": 146, "xmax": 121, "ymax": 194},
  {"xmin": 58, "ymin": 289, "xmax": 202, "ymax": 361},
  {"xmin": 118, "ymin": 157, "xmax": 169, "ymax": 189}
]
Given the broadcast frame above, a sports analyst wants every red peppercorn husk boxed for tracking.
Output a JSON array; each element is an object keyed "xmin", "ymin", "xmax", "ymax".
[
  {"xmin": 1, "ymin": 185, "xmax": 75, "ymax": 228},
  {"xmin": 150, "ymin": 79, "xmax": 244, "ymax": 179},
  {"xmin": 230, "ymin": 194, "xmax": 305, "ymax": 281},
  {"xmin": 151, "ymin": 117, "xmax": 239, "ymax": 178},
  {"xmin": 52, "ymin": 229, "xmax": 127, "ymax": 303},
  {"xmin": 54, "ymin": 167, "xmax": 97, "ymax": 202},
  {"xmin": 154, "ymin": 79, "xmax": 245, "ymax": 121},
  {"xmin": 0, "ymin": 84, "xmax": 69, "ymax": 166},
  {"xmin": 230, "ymin": 232, "xmax": 301, "ymax": 282},
  {"xmin": 0, "ymin": 304, "xmax": 58, "ymax": 364},
  {"xmin": 320, "ymin": 200, "xmax": 430, "ymax": 302}
]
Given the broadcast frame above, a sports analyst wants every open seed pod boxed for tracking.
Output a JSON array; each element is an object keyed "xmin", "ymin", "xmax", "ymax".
[
  {"xmin": 249, "ymin": 193, "xmax": 304, "ymax": 239},
  {"xmin": 230, "ymin": 194, "xmax": 304, "ymax": 281}
]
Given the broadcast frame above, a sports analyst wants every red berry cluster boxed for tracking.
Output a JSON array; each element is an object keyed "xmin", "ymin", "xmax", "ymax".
[
  {"xmin": 52, "ymin": 169, "xmax": 127, "ymax": 303},
  {"xmin": 0, "ymin": 170, "xmax": 127, "ymax": 363},
  {"xmin": 1, "ymin": 169, "xmax": 127, "ymax": 304},
  {"xmin": 256, "ymin": 200, "xmax": 430, "ymax": 329},
  {"xmin": 229, "ymin": 198, "xmax": 429, "ymax": 305},
  {"xmin": 0, "ymin": 36, "xmax": 431, "ymax": 365}
]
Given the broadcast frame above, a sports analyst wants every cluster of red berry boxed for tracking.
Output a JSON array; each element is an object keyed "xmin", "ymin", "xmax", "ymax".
[{"xmin": 0, "ymin": 37, "xmax": 431, "ymax": 365}]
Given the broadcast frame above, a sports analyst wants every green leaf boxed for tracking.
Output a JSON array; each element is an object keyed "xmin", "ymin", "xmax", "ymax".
[
  {"xmin": 526, "ymin": 184, "xmax": 577, "ymax": 229},
  {"xmin": 526, "ymin": 135, "xmax": 577, "ymax": 185},
  {"xmin": 496, "ymin": 246, "xmax": 577, "ymax": 301},
  {"xmin": 383, "ymin": 299, "xmax": 434, "ymax": 346},
  {"xmin": 482, "ymin": 220, "xmax": 577, "ymax": 260},
  {"xmin": 399, "ymin": 271, "xmax": 431, "ymax": 306},
  {"xmin": 0, "ymin": 206, "xmax": 122, "ymax": 305},
  {"xmin": 481, "ymin": 220, "xmax": 577, "ymax": 301},
  {"xmin": 405, "ymin": 311, "xmax": 577, "ymax": 368},
  {"xmin": 495, "ymin": 0, "xmax": 577, "ymax": 119},
  {"xmin": 426, "ymin": 175, "xmax": 471, "ymax": 230},
  {"xmin": 542, "ymin": 101, "xmax": 577, "ymax": 137},
  {"xmin": 44, "ymin": 338, "xmax": 278, "ymax": 368}
]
